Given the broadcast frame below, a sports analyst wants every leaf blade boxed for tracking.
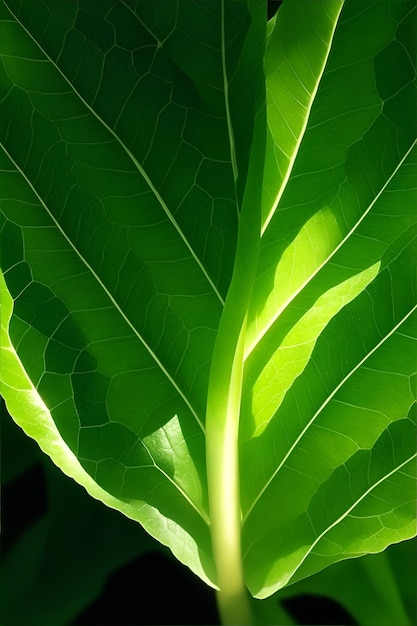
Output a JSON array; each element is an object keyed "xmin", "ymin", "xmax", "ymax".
[
  {"xmin": 241, "ymin": 0, "xmax": 417, "ymax": 597},
  {"xmin": 262, "ymin": 0, "xmax": 344, "ymax": 231},
  {"xmin": 0, "ymin": 0, "xmax": 258, "ymax": 586}
]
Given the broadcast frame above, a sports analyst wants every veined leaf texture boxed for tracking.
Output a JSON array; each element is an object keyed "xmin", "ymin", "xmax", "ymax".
[{"xmin": 1, "ymin": 0, "xmax": 415, "ymax": 599}]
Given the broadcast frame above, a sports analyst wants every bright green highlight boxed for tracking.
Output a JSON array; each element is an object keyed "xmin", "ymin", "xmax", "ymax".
[
  {"xmin": 251, "ymin": 262, "xmax": 381, "ymax": 436},
  {"xmin": 246, "ymin": 206, "xmax": 342, "ymax": 355}
]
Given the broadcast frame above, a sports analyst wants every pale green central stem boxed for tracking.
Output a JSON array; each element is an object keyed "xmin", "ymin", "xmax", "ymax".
[
  {"xmin": 205, "ymin": 182, "xmax": 261, "ymax": 623},
  {"xmin": 205, "ymin": 151, "xmax": 263, "ymax": 625},
  {"xmin": 205, "ymin": 49, "xmax": 265, "ymax": 620},
  {"xmin": 206, "ymin": 316, "xmax": 253, "ymax": 625}
]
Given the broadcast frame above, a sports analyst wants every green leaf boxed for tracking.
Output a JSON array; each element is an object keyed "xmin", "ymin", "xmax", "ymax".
[
  {"xmin": 249, "ymin": 261, "xmax": 381, "ymax": 437},
  {"xmin": 1, "ymin": 0, "xmax": 415, "ymax": 617},
  {"xmin": 0, "ymin": 0, "xmax": 247, "ymax": 587},
  {"xmin": 262, "ymin": 0, "xmax": 344, "ymax": 230},
  {"xmin": 240, "ymin": 0, "xmax": 417, "ymax": 598}
]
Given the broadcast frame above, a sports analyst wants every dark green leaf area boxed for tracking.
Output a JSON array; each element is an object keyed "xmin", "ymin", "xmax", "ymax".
[
  {"xmin": 375, "ymin": 40, "xmax": 415, "ymax": 102},
  {"xmin": 43, "ymin": 339, "xmax": 82, "ymax": 378},
  {"xmin": 333, "ymin": 1, "xmax": 403, "ymax": 65},
  {"xmin": 78, "ymin": 422, "xmax": 150, "ymax": 469},
  {"xmin": 374, "ymin": 4, "xmax": 416, "ymax": 102},
  {"xmin": 0, "ymin": 217, "xmax": 32, "ymax": 292},
  {"xmin": 2, "ymin": 197, "xmax": 212, "ymax": 464},
  {"xmin": 2, "ymin": 228, "xmax": 210, "ymax": 469},
  {"xmin": 75, "ymin": 8, "xmax": 117, "ymax": 54},
  {"xmin": 12, "ymin": 282, "xmax": 70, "ymax": 342},
  {"xmin": 0, "ymin": 7, "xmax": 226, "ymax": 425},
  {"xmin": 1, "ymin": 160, "xmax": 218, "ymax": 427},
  {"xmin": 3, "ymin": 0, "xmax": 241, "ymax": 296},
  {"xmin": 72, "ymin": 370, "xmax": 111, "ymax": 428},
  {"xmin": 360, "ymin": 6, "xmax": 415, "ymax": 157},
  {"xmin": 0, "ymin": 210, "xmax": 23, "ymax": 268},
  {"xmin": 2, "ymin": 261, "xmax": 31, "ymax": 299}
]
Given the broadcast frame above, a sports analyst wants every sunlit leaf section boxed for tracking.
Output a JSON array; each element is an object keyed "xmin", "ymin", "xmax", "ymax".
[
  {"xmin": 245, "ymin": 206, "xmax": 342, "ymax": 356},
  {"xmin": 262, "ymin": 0, "xmax": 344, "ymax": 230},
  {"xmin": 250, "ymin": 262, "xmax": 380, "ymax": 437}
]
